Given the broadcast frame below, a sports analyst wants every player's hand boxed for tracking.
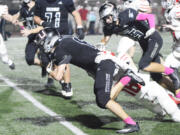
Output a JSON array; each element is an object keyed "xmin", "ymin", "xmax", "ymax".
[
  {"xmin": 20, "ymin": 28, "xmax": 31, "ymax": 37},
  {"xmin": 162, "ymin": 24, "xmax": 175, "ymax": 31},
  {"xmin": 46, "ymin": 62, "xmax": 53, "ymax": 73},
  {"xmin": 95, "ymin": 42, "xmax": 106, "ymax": 51},
  {"xmin": 76, "ymin": 26, "xmax": 85, "ymax": 40},
  {"xmin": 144, "ymin": 28, "xmax": 155, "ymax": 39}
]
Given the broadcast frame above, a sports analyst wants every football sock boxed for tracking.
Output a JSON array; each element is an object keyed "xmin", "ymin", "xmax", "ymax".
[
  {"xmin": 123, "ymin": 117, "xmax": 136, "ymax": 125},
  {"xmin": 164, "ymin": 67, "xmax": 174, "ymax": 75},
  {"xmin": 120, "ymin": 76, "xmax": 131, "ymax": 86},
  {"xmin": 176, "ymin": 91, "xmax": 180, "ymax": 98}
]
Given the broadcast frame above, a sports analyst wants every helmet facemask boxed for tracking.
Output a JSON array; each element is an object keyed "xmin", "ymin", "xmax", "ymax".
[{"xmin": 99, "ymin": 2, "xmax": 118, "ymax": 25}]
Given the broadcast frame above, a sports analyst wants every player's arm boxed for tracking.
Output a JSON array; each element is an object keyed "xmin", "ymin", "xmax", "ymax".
[
  {"xmin": 20, "ymin": 26, "xmax": 44, "ymax": 37},
  {"xmin": 33, "ymin": 0, "xmax": 47, "ymax": 27},
  {"xmin": 72, "ymin": 10, "xmax": 83, "ymax": 28},
  {"xmin": 66, "ymin": 0, "xmax": 84, "ymax": 39},
  {"xmin": 47, "ymin": 63, "xmax": 67, "ymax": 81}
]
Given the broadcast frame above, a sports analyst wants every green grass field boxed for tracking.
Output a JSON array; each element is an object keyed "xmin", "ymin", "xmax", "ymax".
[{"xmin": 0, "ymin": 32, "xmax": 180, "ymax": 135}]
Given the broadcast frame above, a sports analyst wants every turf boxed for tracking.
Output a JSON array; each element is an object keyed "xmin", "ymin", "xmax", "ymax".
[{"xmin": 0, "ymin": 32, "xmax": 179, "ymax": 135}]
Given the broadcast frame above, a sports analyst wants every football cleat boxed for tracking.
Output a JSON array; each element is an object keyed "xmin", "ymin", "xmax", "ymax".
[
  {"xmin": 125, "ymin": 69, "xmax": 145, "ymax": 86},
  {"xmin": 116, "ymin": 122, "xmax": 140, "ymax": 134},
  {"xmin": 60, "ymin": 83, "xmax": 73, "ymax": 99},
  {"xmin": 9, "ymin": 63, "xmax": 15, "ymax": 70}
]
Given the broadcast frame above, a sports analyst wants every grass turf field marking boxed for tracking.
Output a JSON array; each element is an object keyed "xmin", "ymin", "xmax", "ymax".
[{"xmin": 0, "ymin": 74, "xmax": 88, "ymax": 135}]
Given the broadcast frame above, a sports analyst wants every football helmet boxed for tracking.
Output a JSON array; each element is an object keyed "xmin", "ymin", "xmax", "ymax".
[
  {"xmin": 99, "ymin": 2, "xmax": 118, "ymax": 24},
  {"xmin": 23, "ymin": 0, "xmax": 31, "ymax": 4},
  {"xmin": 35, "ymin": 28, "xmax": 60, "ymax": 53},
  {"xmin": 161, "ymin": 0, "xmax": 175, "ymax": 9}
]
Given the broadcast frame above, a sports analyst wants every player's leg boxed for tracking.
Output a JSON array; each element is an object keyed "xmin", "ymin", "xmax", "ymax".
[
  {"xmin": 0, "ymin": 34, "xmax": 15, "ymax": 69},
  {"xmin": 117, "ymin": 37, "xmax": 136, "ymax": 58},
  {"xmin": 164, "ymin": 53, "xmax": 180, "ymax": 98},
  {"xmin": 60, "ymin": 64, "xmax": 73, "ymax": 98},
  {"xmin": 94, "ymin": 60, "xmax": 139, "ymax": 134},
  {"xmin": 25, "ymin": 40, "xmax": 39, "ymax": 66}
]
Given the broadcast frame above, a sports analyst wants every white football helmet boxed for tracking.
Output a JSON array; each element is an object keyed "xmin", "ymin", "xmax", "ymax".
[{"xmin": 161, "ymin": 0, "xmax": 175, "ymax": 9}]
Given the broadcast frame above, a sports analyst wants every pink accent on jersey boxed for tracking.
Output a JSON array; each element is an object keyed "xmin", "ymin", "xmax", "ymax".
[
  {"xmin": 124, "ymin": 117, "xmax": 136, "ymax": 125},
  {"xmin": 136, "ymin": 13, "xmax": 155, "ymax": 28},
  {"xmin": 164, "ymin": 67, "xmax": 174, "ymax": 75},
  {"xmin": 120, "ymin": 76, "xmax": 131, "ymax": 86}
]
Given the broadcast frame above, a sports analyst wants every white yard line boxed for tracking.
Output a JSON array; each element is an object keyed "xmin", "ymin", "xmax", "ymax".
[
  {"xmin": 0, "ymin": 84, "xmax": 44, "ymax": 87},
  {"xmin": 0, "ymin": 74, "xmax": 88, "ymax": 135}
]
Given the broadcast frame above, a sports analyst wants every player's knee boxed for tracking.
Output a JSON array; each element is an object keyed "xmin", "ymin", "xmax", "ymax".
[
  {"xmin": 95, "ymin": 90, "xmax": 110, "ymax": 109},
  {"xmin": 25, "ymin": 55, "xmax": 34, "ymax": 65},
  {"xmin": 150, "ymin": 73, "xmax": 163, "ymax": 83}
]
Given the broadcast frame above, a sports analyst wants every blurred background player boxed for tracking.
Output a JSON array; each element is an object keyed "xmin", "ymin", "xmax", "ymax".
[
  {"xmin": 162, "ymin": 0, "xmax": 180, "ymax": 99},
  {"xmin": 0, "ymin": 4, "xmax": 15, "ymax": 70},
  {"xmin": 33, "ymin": 0, "xmax": 85, "ymax": 98}
]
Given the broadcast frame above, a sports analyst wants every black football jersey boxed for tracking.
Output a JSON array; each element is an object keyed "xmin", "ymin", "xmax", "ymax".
[
  {"xmin": 20, "ymin": 5, "xmax": 37, "ymax": 30},
  {"xmin": 103, "ymin": 8, "xmax": 149, "ymax": 41},
  {"xmin": 34, "ymin": 0, "xmax": 75, "ymax": 34},
  {"xmin": 52, "ymin": 36, "xmax": 99, "ymax": 74}
]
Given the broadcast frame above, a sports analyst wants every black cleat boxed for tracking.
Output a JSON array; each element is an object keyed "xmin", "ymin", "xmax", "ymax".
[
  {"xmin": 60, "ymin": 83, "xmax": 73, "ymax": 99},
  {"xmin": 9, "ymin": 63, "xmax": 15, "ymax": 70},
  {"xmin": 116, "ymin": 123, "xmax": 140, "ymax": 134},
  {"xmin": 125, "ymin": 69, "xmax": 145, "ymax": 86},
  {"xmin": 45, "ymin": 78, "xmax": 55, "ymax": 88}
]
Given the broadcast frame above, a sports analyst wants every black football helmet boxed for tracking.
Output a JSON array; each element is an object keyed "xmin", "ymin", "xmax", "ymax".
[
  {"xmin": 99, "ymin": 2, "xmax": 118, "ymax": 24},
  {"xmin": 35, "ymin": 28, "xmax": 60, "ymax": 53}
]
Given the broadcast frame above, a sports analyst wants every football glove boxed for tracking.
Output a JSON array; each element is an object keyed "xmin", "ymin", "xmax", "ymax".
[{"xmin": 76, "ymin": 26, "xmax": 85, "ymax": 40}]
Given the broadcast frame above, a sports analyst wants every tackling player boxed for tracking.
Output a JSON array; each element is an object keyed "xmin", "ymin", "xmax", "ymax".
[
  {"xmin": 35, "ymin": 28, "xmax": 146, "ymax": 134},
  {"xmin": 161, "ymin": 0, "xmax": 180, "ymax": 99},
  {"xmin": 0, "ymin": 4, "xmax": 15, "ymax": 70},
  {"xmin": 33, "ymin": 0, "xmax": 85, "ymax": 98}
]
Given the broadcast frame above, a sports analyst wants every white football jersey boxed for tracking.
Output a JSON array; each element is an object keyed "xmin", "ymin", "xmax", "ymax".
[
  {"xmin": 124, "ymin": 0, "xmax": 150, "ymax": 12},
  {"xmin": 164, "ymin": 4, "xmax": 180, "ymax": 40}
]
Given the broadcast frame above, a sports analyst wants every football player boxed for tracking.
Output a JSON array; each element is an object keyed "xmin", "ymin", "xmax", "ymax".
[
  {"xmin": 12, "ymin": 0, "xmax": 51, "ymax": 88},
  {"xmin": 0, "ymin": 5, "xmax": 15, "ymax": 70},
  {"xmin": 98, "ymin": 2, "xmax": 180, "ymax": 96},
  {"xmin": 35, "ymin": 28, "xmax": 146, "ymax": 134},
  {"xmin": 96, "ymin": 0, "xmax": 152, "ymax": 58},
  {"xmin": 161, "ymin": 0, "xmax": 180, "ymax": 99},
  {"xmin": 33, "ymin": 0, "xmax": 85, "ymax": 98},
  {"xmin": 116, "ymin": 54, "xmax": 180, "ymax": 123},
  {"xmin": 12, "ymin": 0, "xmax": 43, "ymax": 66}
]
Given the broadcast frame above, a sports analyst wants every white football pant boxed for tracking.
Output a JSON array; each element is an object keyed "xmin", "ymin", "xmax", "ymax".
[{"xmin": 0, "ymin": 34, "xmax": 13, "ymax": 65}]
